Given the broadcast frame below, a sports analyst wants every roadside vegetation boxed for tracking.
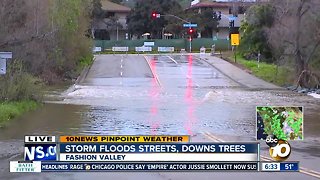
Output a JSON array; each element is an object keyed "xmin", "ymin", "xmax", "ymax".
[
  {"xmin": 0, "ymin": 101, "xmax": 39, "ymax": 127},
  {"xmin": 224, "ymin": 53, "xmax": 293, "ymax": 86},
  {"xmin": 0, "ymin": 0, "xmax": 94, "ymax": 125},
  {"xmin": 0, "ymin": 60, "xmax": 43, "ymax": 127},
  {"xmin": 238, "ymin": 0, "xmax": 320, "ymax": 88}
]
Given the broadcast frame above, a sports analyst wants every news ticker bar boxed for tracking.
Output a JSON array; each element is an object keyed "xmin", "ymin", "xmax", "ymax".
[
  {"xmin": 10, "ymin": 161, "xmax": 258, "ymax": 172},
  {"xmin": 25, "ymin": 135, "xmax": 190, "ymax": 143},
  {"xmin": 10, "ymin": 161, "xmax": 299, "ymax": 172},
  {"xmin": 10, "ymin": 161, "xmax": 300, "ymax": 172}
]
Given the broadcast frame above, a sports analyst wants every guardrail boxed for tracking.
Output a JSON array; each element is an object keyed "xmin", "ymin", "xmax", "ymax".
[
  {"xmin": 158, "ymin": 47, "xmax": 174, "ymax": 52},
  {"xmin": 135, "ymin": 47, "xmax": 152, "ymax": 55},
  {"xmin": 96, "ymin": 39, "xmax": 230, "ymax": 52},
  {"xmin": 112, "ymin": 47, "xmax": 129, "ymax": 55}
]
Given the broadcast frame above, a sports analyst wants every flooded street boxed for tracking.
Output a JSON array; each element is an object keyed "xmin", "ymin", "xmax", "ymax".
[{"xmin": 0, "ymin": 54, "xmax": 319, "ymax": 180}]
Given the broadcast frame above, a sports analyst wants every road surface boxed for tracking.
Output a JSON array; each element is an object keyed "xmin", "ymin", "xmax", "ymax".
[{"xmin": 0, "ymin": 54, "xmax": 319, "ymax": 180}]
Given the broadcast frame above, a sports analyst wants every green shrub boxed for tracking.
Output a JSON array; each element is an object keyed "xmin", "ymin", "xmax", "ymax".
[
  {"xmin": 0, "ymin": 101, "xmax": 39, "ymax": 127},
  {"xmin": 229, "ymin": 55, "xmax": 293, "ymax": 86},
  {"xmin": 0, "ymin": 59, "xmax": 43, "ymax": 101}
]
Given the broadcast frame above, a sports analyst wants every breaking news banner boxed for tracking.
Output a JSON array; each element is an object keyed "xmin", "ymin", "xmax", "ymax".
[
  {"xmin": 261, "ymin": 162, "xmax": 299, "ymax": 172},
  {"xmin": 15, "ymin": 135, "xmax": 262, "ymax": 173},
  {"xmin": 23, "ymin": 135, "xmax": 189, "ymax": 161},
  {"xmin": 59, "ymin": 143, "xmax": 259, "ymax": 161},
  {"xmin": 10, "ymin": 161, "xmax": 258, "ymax": 172}
]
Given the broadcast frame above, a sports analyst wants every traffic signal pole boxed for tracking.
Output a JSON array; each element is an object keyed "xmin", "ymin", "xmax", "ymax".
[
  {"xmin": 187, "ymin": 30, "xmax": 192, "ymax": 53},
  {"xmin": 160, "ymin": 14, "xmax": 191, "ymax": 24},
  {"xmin": 189, "ymin": 30, "xmax": 192, "ymax": 53},
  {"xmin": 157, "ymin": 14, "xmax": 193, "ymax": 52},
  {"xmin": 234, "ymin": 46, "xmax": 237, "ymax": 63},
  {"xmin": 189, "ymin": 37, "xmax": 192, "ymax": 53}
]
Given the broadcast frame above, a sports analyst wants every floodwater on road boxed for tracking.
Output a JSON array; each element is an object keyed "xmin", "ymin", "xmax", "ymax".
[
  {"xmin": 0, "ymin": 54, "xmax": 319, "ymax": 180},
  {"xmin": 0, "ymin": 54, "xmax": 319, "ymax": 142}
]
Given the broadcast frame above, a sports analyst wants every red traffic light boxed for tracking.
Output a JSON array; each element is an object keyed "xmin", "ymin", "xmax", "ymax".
[
  {"xmin": 151, "ymin": 11, "xmax": 160, "ymax": 19},
  {"xmin": 188, "ymin": 28, "xmax": 194, "ymax": 34}
]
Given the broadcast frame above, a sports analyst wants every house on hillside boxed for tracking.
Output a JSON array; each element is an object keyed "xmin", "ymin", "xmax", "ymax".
[
  {"xmin": 187, "ymin": 0, "xmax": 253, "ymax": 39},
  {"xmin": 93, "ymin": 0, "xmax": 131, "ymax": 40}
]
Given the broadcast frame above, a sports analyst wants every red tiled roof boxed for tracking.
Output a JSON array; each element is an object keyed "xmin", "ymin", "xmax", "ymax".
[
  {"xmin": 189, "ymin": 1, "xmax": 231, "ymax": 9},
  {"xmin": 188, "ymin": 1, "xmax": 254, "ymax": 10}
]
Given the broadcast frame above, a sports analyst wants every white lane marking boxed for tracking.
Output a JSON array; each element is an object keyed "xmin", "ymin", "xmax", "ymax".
[
  {"xmin": 120, "ymin": 57, "xmax": 124, "ymax": 78},
  {"xmin": 166, "ymin": 55, "xmax": 178, "ymax": 64},
  {"xmin": 143, "ymin": 56, "xmax": 161, "ymax": 87}
]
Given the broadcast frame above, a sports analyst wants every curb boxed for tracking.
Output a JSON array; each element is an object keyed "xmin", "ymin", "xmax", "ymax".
[{"xmin": 75, "ymin": 57, "xmax": 95, "ymax": 85}]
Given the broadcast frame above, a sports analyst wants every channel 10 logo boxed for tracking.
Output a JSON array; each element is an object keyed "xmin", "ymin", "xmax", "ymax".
[
  {"xmin": 24, "ymin": 144, "xmax": 57, "ymax": 161},
  {"xmin": 265, "ymin": 135, "xmax": 291, "ymax": 161}
]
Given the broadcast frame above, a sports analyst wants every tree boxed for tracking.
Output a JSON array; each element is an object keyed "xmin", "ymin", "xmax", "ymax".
[
  {"xmin": 0, "ymin": 0, "xmax": 94, "ymax": 100},
  {"xmin": 267, "ymin": 0, "xmax": 320, "ymax": 88},
  {"xmin": 239, "ymin": 4, "xmax": 275, "ymax": 62},
  {"xmin": 187, "ymin": 8, "xmax": 220, "ymax": 38},
  {"xmin": 126, "ymin": 0, "xmax": 184, "ymax": 39},
  {"xmin": 91, "ymin": 0, "xmax": 105, "ymax": 38},
  {"xmin": 0, "ymin": 0, "xmax": 27, "ymax": 44},
  {"xmin": 50, "ymin": 0, "xmax": 93, "ymax": 81},
  {"xmin": 104, "ymin": 16, "xmax": 123, "ymax": 41},
  {"xmin": 0, "ymin": 0, "xmax": 93, "ymax": 83}
]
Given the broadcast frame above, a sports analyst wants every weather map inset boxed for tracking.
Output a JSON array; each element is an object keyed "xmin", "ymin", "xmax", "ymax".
[{"xmin": 256, "ymin": 106, "xmax": 303, "ymax": 140}]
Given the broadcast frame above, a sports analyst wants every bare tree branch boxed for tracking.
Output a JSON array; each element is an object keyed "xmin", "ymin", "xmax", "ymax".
[
  {"xmin": 305, "ymin": 40, "xmax": 320, "ymax": 63},
  {"xmin": 0, "ymin": 30, "xmax": 57, "ymax": 48}
]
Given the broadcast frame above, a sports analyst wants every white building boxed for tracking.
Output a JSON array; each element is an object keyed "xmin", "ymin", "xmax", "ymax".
[{"xmin": 187, "ymin": 0, "xmax": 254, "ymax": 39}]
